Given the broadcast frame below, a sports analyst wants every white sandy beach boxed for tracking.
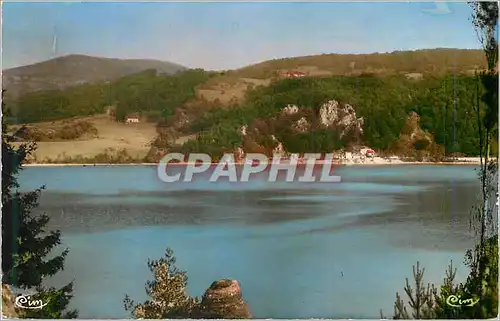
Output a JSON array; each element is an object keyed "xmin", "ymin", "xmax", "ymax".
[{"xmin": 22, "ymin": 157, "xmax": 485, "ymax": 167}]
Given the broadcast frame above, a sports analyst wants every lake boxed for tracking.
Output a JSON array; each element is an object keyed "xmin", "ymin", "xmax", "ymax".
[{"xmin": 18, "ymin": 164, "xmax": 480, "ymax": 318}]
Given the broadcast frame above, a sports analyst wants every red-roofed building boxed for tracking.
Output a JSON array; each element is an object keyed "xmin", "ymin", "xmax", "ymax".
[{"xmin": 285, "ymin": 71, "xmax": 306, "ymax": 78}]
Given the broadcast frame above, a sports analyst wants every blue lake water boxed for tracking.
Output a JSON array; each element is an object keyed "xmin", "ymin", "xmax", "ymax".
[{"xmin": 18, "ymin": 165, "xmax": 480, "ymax": 318}]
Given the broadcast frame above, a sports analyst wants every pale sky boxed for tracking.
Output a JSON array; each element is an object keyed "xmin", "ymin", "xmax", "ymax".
[{"xmin": 2, "ymin": 1, "xmax": 481, "ymax": 71}]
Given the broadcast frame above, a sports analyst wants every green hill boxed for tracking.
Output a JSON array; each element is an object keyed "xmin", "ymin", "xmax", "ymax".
[
  {"xmin": 193, "ymin": 48, "xmax": 486, "ymax": 107},
  {"xmin": 2, "ymin": 54, "xmax": 187, "ymax": 97},
  {"xmin": 6, "ymin": 68, "xmax": 217, "ymax": 124},
  {"xmin": 201, "ymin": 48, "xmax": 485, "ymax": 86}
]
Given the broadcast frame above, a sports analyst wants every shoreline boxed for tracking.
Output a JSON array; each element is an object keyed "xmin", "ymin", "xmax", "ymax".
[{"xmin": 22, "ymin": 159, "xmax": 485, "ymax": 168}]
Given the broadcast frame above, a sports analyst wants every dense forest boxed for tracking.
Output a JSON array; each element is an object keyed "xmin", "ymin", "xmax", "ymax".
[
  {"xmin": 6, "ymin": 69, "xmax": 217, "ymax": 124},
  {"xmin": 171, "ymin": 75, "xmax": 492, "ymax": 158}
]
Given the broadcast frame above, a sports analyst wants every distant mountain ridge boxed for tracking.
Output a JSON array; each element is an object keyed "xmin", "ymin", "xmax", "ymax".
[
  {"xmin": 194, "ymin": 48, "xmax": 487, "ymax": 106},
  {"xmin": 225, "ymin": 48, "xmax": 486, "ymax": 79},
  {"xmin": 2, "ymin": 54, "xmax": 187, "ymax": 97}
]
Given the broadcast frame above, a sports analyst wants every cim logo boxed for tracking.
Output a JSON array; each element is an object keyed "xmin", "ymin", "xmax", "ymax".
[{"xmin": 15, "ymin": 295, "xmax": 48, "ymax": 310}]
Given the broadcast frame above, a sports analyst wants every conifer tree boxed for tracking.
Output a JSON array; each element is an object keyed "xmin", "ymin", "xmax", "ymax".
[
  {"xmin": 462, "ymin": 2, "xmax": 498, "ymax": 318},
  {"xmin": 385, "ymin": 3, "xmax": 498, "ymax": 319},
  {"xmin": 1, "ymin": 90, "xmax": 78, "ymax": 318},
  {"xmin": 123, "ymin": 247, "xmax": 199, "ymax": 318}
]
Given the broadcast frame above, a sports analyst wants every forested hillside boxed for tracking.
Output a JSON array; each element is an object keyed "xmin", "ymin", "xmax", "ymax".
[
  {"xmin": 167, "ymin": 74, "xmax": 488, "ymax": 158},
  {"xmin": 5, "ymin": 49, "xmax": 493, "ymax": 160},
  {"xmin": 6, "ymin": 69, "xmax": 218, "ymax": 124}
]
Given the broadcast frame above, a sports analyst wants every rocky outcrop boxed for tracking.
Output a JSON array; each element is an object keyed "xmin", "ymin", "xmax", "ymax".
[
  {"xmin": 239, "ymin": 125, "xmax": 248, "ymax": 137},
  {"xmin": 279, "ymin": 100, "xmax": 364, "ymax": 138},
  {"xmin": 271, "ymin": 135, "xmax": 285, "ymax": 155},
  {"xmin": 197, "ymin": 279, "xmax": 251, "ymax": 319},
  {"xmin": 280, "ymin": 105, "xmax": 312, "ymax": 133},
  {"xmin": 400, "ymin": 112, "xmax": 433, "ymax": 145},
  {"xmin": 235, "ymin": 100, "xmax": 365, "ymax": 157},
  {"xmin": 293, "ymin": 116, "xmax": 310, "ymax": 133},
  {"xmin": 281, "ymin": 104, "xmax": 299, "ymax": 116},
  {"xmin": 394, "ymin": 112, "xmax": 443, "ymax": 161},
  {"xmin": 318, "ymin": 100, "xmax": 364, "ymax": 138}
]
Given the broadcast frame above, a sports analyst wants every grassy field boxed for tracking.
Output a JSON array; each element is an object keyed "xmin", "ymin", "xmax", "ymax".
[
  {"xmin": 12, "ymin": 115, "xmax": 199, "ymax": 163},
  {"xmin": 196, "ymin": 77, "xmax": 271, "ymax": 104},
  {"xmin": 12, "ymin": 116, "xmax": 157, "ymax": 162}
]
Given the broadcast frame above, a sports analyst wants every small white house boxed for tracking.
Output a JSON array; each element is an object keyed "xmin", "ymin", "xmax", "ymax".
[{"xmin": 125, "ymin": 116, "xmax": 140, "ymax": 124}]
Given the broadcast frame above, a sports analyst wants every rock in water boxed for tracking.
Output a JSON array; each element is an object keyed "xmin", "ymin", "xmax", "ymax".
[{"xmin": 198, "ymin": 279, "xmax": 251, "ymax": 319}]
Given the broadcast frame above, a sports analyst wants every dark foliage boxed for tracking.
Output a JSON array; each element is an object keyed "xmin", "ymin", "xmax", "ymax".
[
  {"xmin": 7, "ymin": 69, "xmax": 216, "ymax": 124},
  {"xmin": 1, "ymin": 90, "xmax": 78, "ymax": 318}
]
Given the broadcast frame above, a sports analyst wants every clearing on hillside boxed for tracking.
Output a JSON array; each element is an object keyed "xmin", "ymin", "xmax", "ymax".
[
  {"xmin": 13, "ymin": 115, "xmax": 157, "ymax": 162},
  {"xmin": 197, "ymin": 77, "xmax": 271, "ymax": 104}
]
